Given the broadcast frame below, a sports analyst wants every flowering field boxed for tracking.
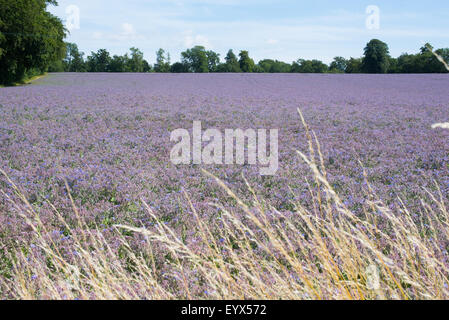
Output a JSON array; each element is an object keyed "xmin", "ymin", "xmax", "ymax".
[{"xmin": 0, "ymin": 73, "xmax": 448, "ymax": 299}]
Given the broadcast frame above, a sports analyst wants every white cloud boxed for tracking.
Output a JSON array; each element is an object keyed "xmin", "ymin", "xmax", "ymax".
[
  {"xmin": 90, "ymin": 22, "xmax": 144, "ymax": 42},
  {"xmin": 121, "ymin": 23, "xmax": 136, "ymax": 37},
  {"xmin": 183, "ymin": 32, "xmax": 211, "ymax": 48}
]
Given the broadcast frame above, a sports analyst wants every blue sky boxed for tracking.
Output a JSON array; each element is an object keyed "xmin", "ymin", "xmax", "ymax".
[{"xmin": 49, "ymin": 0, "xmax": 449, "ymax": 64}]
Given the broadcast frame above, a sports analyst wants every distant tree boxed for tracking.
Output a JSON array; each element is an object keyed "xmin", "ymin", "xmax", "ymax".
[
  {"xmin": 217, "ymin": 49, "xmax": 241, "ymax": 72},
  {"xmin": 170, "ymin": 62, "xmax": 189, "ymax": 73},
  {"xmin": 127, "ymin": 47, "xmax": 145, "ymax": 72},
  {"xmin": 142, "ymin": 60, "xmax": 152, "ymax": 72},
  {"xmin": 0, "ymin": 0, "xmax": 66, "ymax": 84},
  {"xmin": 387, "ymin": 57, "xmax": 399, "ymax": 73},
  {"xmin": 154, "ymin": 48, "xmax": 171, "ymax": 72},
  {"xmin": 64, "ymin": 43, "xmax": 86, "ymax": 72},
  {"xmin": 109, "ymin": 54, "xmax": 130, "ymax": 72},
  {"xmin": 329, "ymin": 56, "xmax": 347, "ymax": 73},
  {"xmin": 420, "ymin": 43, "xmax": 433, "ymax": 54},
  {"xmin": 252, "ymin": 64, "xmax": 264, "ymax": 73},
  {"xmin": 258, "ymin": 59, "xmax": 273, "ymax": 73},
  {"xmin": 181, "ymin": 46, "xmax": 209, "ymax": 73},
  {"xmin": 291, "ymin": 59, "xmax": 328, "ymax": 73},
  {"xmin": 345, "ymin": 57, "xmax": 363, "ymax": 73},
  {"xmin": 362, "ymin": 39, "xmax": 390, "ymax": 73},
  {"xmin": 239, "ymin": 50, "xmax": 255, "ymax": 72},
  {"xmin": 258, "ymin": 59, "xmax": 291, "ymax": 73},
  {"xmin": 433, "ymin": 48, "xmax": 449, "ymax": 72},
  {"xmin": 87, "ymin": 49, "xmax": 112, "ymax": 72},
  {"xmin": 206, "ymin": 50, "xmax": 220, "ymax": 72}
]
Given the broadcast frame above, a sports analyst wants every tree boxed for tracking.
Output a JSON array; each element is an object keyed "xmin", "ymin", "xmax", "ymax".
[
  {"xmin": 420, "ymin": 43, "xmax": 433, "ymax": 54},
  {"xmin": 239, "ymin": 50, "xmax": 255, "ymax": 72},
  {"xmin": 393, "ymin": 45, "xmax": 448, "ymax": 74},
  {"xmin": 258, "ymin": 59, "xmax": 291, "ymax": 73},
  {"xmin": 154, "ymin": 48, "xmax": 171, "ymax": 72},
  {"xmin": 0, "ymin": 0, "xmax": 66, "ymax": 84},
  {"xmin": 142, "ymin": 60, "xmax": 152, "ymax": 72},
  {"xmin": 181, "ymin": 46, "xmax": 209, "ymax": 73},
  {"xmin": 109, "ymin": 54, "xmax": 130, "ymax": 72},
  {"xmin": 170, "ymin": 62, "xmax": 189, "ymax": 73},
  {"xmin": 226, "ymin": 50, "xmax": 240, "ymax": 72},
  {"xmin": 64, "ymin": 43, "xmax": 86, "ymax": 72},
  {"xmin": 329, "ymin": 57, "xmax": 347, "ymax": 73},
  {"xmin": 0, "ymin": 18, "xmax": 4, "ymax": 60},
  {"xmin": 217, "ymin": 49, "xmax": 241, "ymax": 72},
  {"xmin": 387, "ymin": 57, "xmax": 399, "ymax": 73},
  {"xmin": 291, "ymin": 59, "xmax": 328, "ymax": 73},
  {"xmin": 127, "ymin": 47, "xmax": 145, "ymax": 72},
  {"xmin": 87, "ymin": 49, "xmax": 112, "ymax": 72},
  {"xmin": 362, "ymin": 39, "xmax": 390, "ymax": 73},
  {"xmin": 345, "ymin": 58, "xmax": 362, "ymax": 73},
  {"xmin": 206, "ymin": 50, "xmax": 220, "ymax": 72}
]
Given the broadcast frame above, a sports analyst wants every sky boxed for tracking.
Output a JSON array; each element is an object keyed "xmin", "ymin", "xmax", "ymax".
[{"xmin": 49, "ymin": 0, "xmax": 449, "ymax": 64}]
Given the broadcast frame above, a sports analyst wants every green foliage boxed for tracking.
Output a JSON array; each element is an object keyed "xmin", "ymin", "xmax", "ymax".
[
  {"xmin": 64, "ymin": 42, "xmax": 86, "ymax": 72},
  {"xmin": 239, "ymin": 50, "xmax": 255, "ymax": 73},
  {"xmin": 84, "ymin": 47, "xmax": 150, "ymax": 73},
  {"xmin": 206, "ymin": 50, "xmax": 220, "ymax": 72},
  {"xmin": 109, "ymin": 54, "xmax": 130, "ymax": 72},
  {"xmin": 181, "ymin": 46, "xmax": 210, "ymax": 73},
  {"xmin": 345, "ymin": 58, "xmax": 362, "ymax": 73},
  {"xmin": 329, "ymin": 57, "xmax": 347, "ymax": 73},
  {"xmin": 0, "ymin": 0, "xmax": 66, "ymax": 84},
  {"xmin": 217, "ymin": 49, "xmax": 241, "ymax": 72},
  {"xmin": 362, "ymin": 39, "xmax": 390, "ymax": 73},
  {"xmin": 170, "ymin": 62, "xmax": 189, "ymax": 73},
  {"xmin": 87, "ymin": 49, "xmax": 111, "ymax": 72},
  {"xmin": 291, "ymin": 59, "xmax": 328, "ymax": 73},
  {"xmin": 391, "ymin": 48, "xmax": 448, "ymax": 73},
  {"xmin": 154, "ymin": 48, "xmax": 170, "ymax": 73},
  {"xmin": 127, "ymin": 47, "xmax": 147, "ymax": 72},
  {"xmin": 180, "ymin": 46, "xmax": 219, "ymax": 72},
  {"xmin": 258, "ymin": 59, "xmax": 291, "ymax": 73}
]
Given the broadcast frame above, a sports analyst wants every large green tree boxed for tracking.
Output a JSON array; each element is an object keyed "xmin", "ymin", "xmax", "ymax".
[
  {"xmin": 329, "ymin": 57, "xmax": 347, "ymax": 73},
  {"xmin": 127, "ymin": 47, "xmax": 146, "ymax": 72},
  {"xmin": 65, "ymin": 42, "xmax": 86, "ymax": 72},
  {"xmin": 362, "ymin": 39, "xmax": 390, "ymax": 73},
  {"xmin": 154, "ymin": 48, "xmax": 170, "ymax": 72},
  {"xmin": 206, "ymin": 50, "xmax": 220, "ymax": 72},
  {"xmin": 239, "ymin": 50, "xmax": 255, "ymax": 73},
  {"xmin": 87, "ymin": 49, "xmax": 112, "ymax": 72},
  {"xmin": 181, "ymin": 46, "xmax": 209, "ymax": 73},
  {"xmin": 0, "ymin": 0, "xmax": 66, "ymax": 84},
  {"xmin": 217, "ymin": 49, "xmax": 241, "ymax": 72},
  {"xmin": 109, "ymin": 54, "xmax": 130, "ymax": 72}
]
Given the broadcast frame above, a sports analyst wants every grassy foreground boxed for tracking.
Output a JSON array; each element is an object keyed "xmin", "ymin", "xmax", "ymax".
[{"xmin": 0, "ymin": 111, "xmax": 448, "ymax": 300}]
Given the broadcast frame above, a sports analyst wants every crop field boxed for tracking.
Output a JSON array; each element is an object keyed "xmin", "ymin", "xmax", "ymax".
[{"xmin": 0, "ymin": 73, "xmax": 448, "ymax": 299}]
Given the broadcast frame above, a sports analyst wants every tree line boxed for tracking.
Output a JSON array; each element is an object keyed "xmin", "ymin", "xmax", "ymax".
[
  {"xmin": 50, "ymin": 40, "xmax": 449, "ymax": 75},
  {"xmin": 0, "ymin": 0, "xmax": 66, "ymax": 85},
  {"xmin": 1, "ymin": 1, "xmax": 448, "ymax": 85}
]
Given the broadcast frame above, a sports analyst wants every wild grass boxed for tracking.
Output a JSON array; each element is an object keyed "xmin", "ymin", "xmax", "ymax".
[{"xmin": 0, "ymin": 110, "xmax": 448, "ymax": 300}]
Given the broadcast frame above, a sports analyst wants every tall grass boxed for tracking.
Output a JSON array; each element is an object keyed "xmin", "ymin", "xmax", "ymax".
[{"xmin": 1, "ymin": 110, "xmax": 448, "ymax": 300}]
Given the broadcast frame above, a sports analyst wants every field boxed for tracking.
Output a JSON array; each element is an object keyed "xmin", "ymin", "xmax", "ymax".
[{"xmin": 0, "ymin": 73, "xmax": 449, "ymax": 299}]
